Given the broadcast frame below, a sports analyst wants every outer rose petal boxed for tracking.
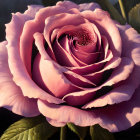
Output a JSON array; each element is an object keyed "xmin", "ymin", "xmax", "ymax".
[
  {"xmin": 117, "ymin": 24, "xmax": 140, "ymax": 88},
  {"xmin": 0, "ymin": 41, "xmax": 40, "ymax": 117},
  {"xmin": 57, "ymin": 1, "xmax": 79, "ymax": 10},
  {"xmin": 78, "ymin": 2, "xmax": 101, "ymax": 11},
  {"xmin": 6, "ymin": 5, "xmax": 63, "ymax": 104},
  {"xmin": 38, "ymin": 86, "xmax": 140, "ymax": 132}
]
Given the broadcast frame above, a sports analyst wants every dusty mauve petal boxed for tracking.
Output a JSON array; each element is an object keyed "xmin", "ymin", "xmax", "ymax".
[
  {"xmin": 57, "ymin": 23, "xmax": 101, "ymax": 53},
  {"xmin": 83, "ymin": 80, "xmax": 136, "ymax": 108},
  {"xmin": 53, "ymin": 39, "xmax": 80, "ymax": 67},
  {"xmin": 86, "ymin": 24, "xmax": 140, "ymax": 108},
  {"xmin": 0, "ymin": 41, "xmax": 39, "ymax": 117},
  {"xmin": 117, "ymin": 24, "xmax": 140, "ymax": 89},
  {"xmin": 82, "ymin": 9, "xmax": 122, "ymax": 57},
  {"xmin": 46, "ymin": 117, "xmax": 66, "ymax": 127},
  {"xmin": 57, "ymin": 1, "xmax": 79, "ymax": 10},
  {"xmin": 24, "ymin": 5, "xmax": 43, "ymax": 18},
  {"xmin": 78, "ymin": 2, "xmax": 101, "ymax": 12},
  {"xmin": 66, "ymin": 50, "xmax": 113, "ymax": 75},
  {"xmin": 33, "ymin": 54, "xmax": 80, "ymax": 98},
  {"xmin": 63, "ymin": 57, "xmax": 134, "ymax": 106},
  {"xmin": 6, "ymin": 5, "xmax": 63, "ymax": 104},
  {"xmin": 20, "ymin": 4, "xmax": 69, "ymax": 75},
  {"xmin": 43, "ymin": 12, "xmax": 86, "ymax": 56},
  {"xmin": 38, "ymin": 85, "xmax": 140, "ymax": 132}
]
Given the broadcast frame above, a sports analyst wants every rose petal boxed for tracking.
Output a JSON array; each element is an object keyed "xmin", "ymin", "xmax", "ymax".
[
  {"xmin": 6, "ymin": 5, "xmax": 64, "ymax": 104},
  {"xmin": 0, "ymin": 41, "xmax": 39, "ymax": 117},
  {"xmin": 38, "ymin": 85, "xmax": 140, "ymax": 132},
  {"xmin": 78, "ymin": 2, "xmax": 101, "ymax": 11},
  {"xmin": 46, "ymin": 117, "xmax": 66, "ymax": 127},
  {"xmin": 33, "ymin": 53, "xmax": 81, "ymax": 98},
  {"xmin": 56, "ymin": 1, "xmax": 79, "ymax": 10},
  {"xmin": 117, "ymin": 24, "xmax": 140, "ymax": 89},
  {"xmin": 85, "ymin": 24, "xmax": 140, "ymax": 108},
  {"xmin": 57, "ymin": 23, "xmax": 101, "ymax": 53},
  {"xmin": 20, "ymin": 4, "xmax": 68, "ymax": 75},
  {"xmin": 53, "ymin": 38, "xmax": 80, "ymax": 67},
  {"xmin": 63, "ymin": 57, "xmax": 133, "ymax": 106},
  {"xmin": 83, "ymin": 80, "xmax": 136, "ymax": 108},
  {"xmin": 66, "ymin": 49, "xmax": 113, "ymax": 75},
  {"xmin": 83, "ymin": 54, "xmax": 120, "ymax": 85},
  {"xmin": 102, "ymin": 35, "xmax": 109, "ymax": 58},
  {"xmin": 82, "ymin": 9, "xmax": 122, "ymax": 57},
  {"xmin": 43, "ymin": 12, "xmax": 86, "ymax": 59},
  {"xmin": 71, "ymin": 47, "xmax": 101, "ymax": 64},
  {"xmin": 83, "ymin": 57, "xmax": 135, "ymax": 108}
]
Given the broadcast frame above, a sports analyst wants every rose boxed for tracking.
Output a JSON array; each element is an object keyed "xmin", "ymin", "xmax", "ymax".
[{"xmin": 0, "ymin": 1, "xmax": 140, "ymax": 132}]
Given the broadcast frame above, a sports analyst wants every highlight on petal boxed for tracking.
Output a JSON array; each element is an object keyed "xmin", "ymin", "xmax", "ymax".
[{"xmin": 0, "ymin": 41, "xmax": 39, "ymax": 117}]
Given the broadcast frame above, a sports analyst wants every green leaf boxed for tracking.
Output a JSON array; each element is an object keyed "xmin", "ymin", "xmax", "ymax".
[
  {"xmin": 90, "ymin": 124, "xmax": 115, "ymax": 140},
  {"xmin": 95, "ymin": 0, "xmax": 126, "ymax": 24},
  {"xmin": 120, "ymin": 0, "xmax": 140, "ymax": 16},
  {"xmin": 67, "ymin": 123, "xmax": 88, "ymax": 140},
  {"xmin": 0, "ymin": 115, "xmax": 59, "ymax": 140},
  {"xmin": 128, "ymin": 3, "xmax": 140, "ymax": 33}
]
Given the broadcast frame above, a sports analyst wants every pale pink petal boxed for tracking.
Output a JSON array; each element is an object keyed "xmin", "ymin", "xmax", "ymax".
[
  {"xmin": 63, "ymin": 57, "xmax": 133, "ymax": 106},
  {"xmin": 71, "ymin": 47, "xmax": 101, "ymax": 64},
  {"xmin": 6, "ymin": 5, "xmax": 63, "ymax": 104},
  {"xmin": 56, "ymin": 1, "xmax": 79, "ymax": 10},
  {"xmin": 33, "ymin": 54, "xmax": 80, "ymax": 98},
  {"xmin": 43, "ymin": 12, "xmax": 86, "ymax": 57},
  {"xmin": 33, "ymin": 33, "xmax": 93, "ymax": 97},
  {"xmin": 63, "ymin": 90, "xmax": 96, "ymax": 106},
  {"xmin": 86, "ymin": 24, "xmax": 140, "ymax": 108},
  {"xmin": 63, "ymin": 70, "xmax": 96, "ymax": 88},
  {"xmin": 57, "ymin": 23, "xmax": 101, "ymax": 53},
  {"xmin": 20, "ymin": 5, "xmax": 68, "ymax": 75},
  {"xmin": 38, "ymin": 85, "xmax": 140, "ymax": 132},
  {"xmin": 46, "ymin": 117, "xmax": 66, "ymax": 127},
  {"xmin": 83, "ymin": 57, "xmax": 135, "ymax": 108},
  {"xmin": 66, "ymin": 50, "xmax": 113, "ymax": 75},
  {"xmin": 53, "ymin": 39, "xmax": 80, "ymax": 67},
  {"xmin": 78, "ymin": 2, "xmax": 101, "ymax": 11},
  {"xmin": 24, "ymin": 5, "xmax": 44, "ymax": 18},
  {"xmin": 83, "ymin": 80, "xmax": 136, "ymax": 108},
  {"xmin": 117, "ymin": 24, "xmax": 140, "ymax": 89},
  {"xmin": 102, "ymin": 36, "xmax": 109, "ymax": 58},
  {"xmin": 0, "ymin": 41, "xmax": 39, "ymax": 117},
  {"xmin": 82, "ymin": 9, "xmax": 122, "ymax": 57},
  {"xmin": 83, "ymin": 55, "xmax": 121, "ymax": 85},
  {"xmin": 7, "ymin": 45, "xmax": 63, "ymax": 103}
]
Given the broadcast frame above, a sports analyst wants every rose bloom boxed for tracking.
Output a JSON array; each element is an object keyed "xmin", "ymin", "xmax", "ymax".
[{"xmin": 0, "ymin": 1, "xmax": 140, "ymax": 132}]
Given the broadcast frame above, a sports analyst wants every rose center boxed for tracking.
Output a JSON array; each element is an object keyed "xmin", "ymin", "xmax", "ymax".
[{"xmin": 68, "ymin": 29, "xmax": 97, "ymax": 52}]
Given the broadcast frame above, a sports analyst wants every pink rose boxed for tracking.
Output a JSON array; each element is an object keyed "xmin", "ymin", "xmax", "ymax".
[{"xmin": 0, "ymin": 1, "xmax": 140, "ymax": 132}]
